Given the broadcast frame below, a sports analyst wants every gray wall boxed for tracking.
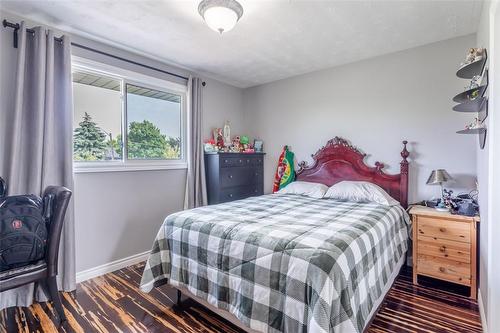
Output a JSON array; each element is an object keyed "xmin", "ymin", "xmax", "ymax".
[
  {"xmin": 242, "ymin": 35, "xmax": 477, "ymax": 204},
  {"xmin": 0, "ymin": 10, "xmax": 244, "ymax": 273}
]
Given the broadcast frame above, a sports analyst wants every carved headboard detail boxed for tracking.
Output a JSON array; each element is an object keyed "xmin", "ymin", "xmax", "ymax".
[{"xmin": 296, "ymin": 137, "xmax": 410, "ymax": 208}]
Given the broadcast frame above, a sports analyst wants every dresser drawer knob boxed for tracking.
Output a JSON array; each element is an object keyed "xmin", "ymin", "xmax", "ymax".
[
  {"xmin": 439, "ymin": 227, "xmax": 446, "ymax": 233},
  {"xmin": 439, "ymin": 246, "xmax": 446, "ymax": 252},
  {"xmin": 228, "ymin": 194, "xmax": 233, "ymax": 198},
  {"xmin": 247, "ymin": 159, "xmax": 250, "ymax": 163},
  {"xmin": 239, "ymin": 159, "xmax": 242, "ymax": 163},
  {"xmin": 228, "ymin": 175, "xmax": 233, "ymax": 179},
  {"xmin": 224, "ymin": 159, "xmax": 229, "ymax": 163},
  {"xmin": 439, "ymin": 267, "xmax": 446, "ymax": 273}
]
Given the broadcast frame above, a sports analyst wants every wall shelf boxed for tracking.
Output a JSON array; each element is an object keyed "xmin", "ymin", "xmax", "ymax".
[
  {"xmin": 454, "ymin": 49, "xmax": 488, "ymax": 150},
  {"xmin": 456, "ymin": 128, "xmax": 486, "ymax": 134},
  {"xmin": 456, "ymin": 50, "xmax": 487, "ymax": 79},
  {"xmin": 452, "ymin": 85, "xmax": 487, "ymax": 103},
  {"xmin": 453, "ymin": 97, "xmax": 487, "ymax": 113}
]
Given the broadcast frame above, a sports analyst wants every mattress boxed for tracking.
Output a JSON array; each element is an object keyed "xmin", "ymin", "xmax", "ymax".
[{"xmin": 140, "ymin": 194, "xmax": 410, "ymax": 333}]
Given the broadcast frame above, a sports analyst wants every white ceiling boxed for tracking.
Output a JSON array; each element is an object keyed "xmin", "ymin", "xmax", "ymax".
[{"xmin": 1, "ymin": 0, "xmax": 483, "ymax": 88}]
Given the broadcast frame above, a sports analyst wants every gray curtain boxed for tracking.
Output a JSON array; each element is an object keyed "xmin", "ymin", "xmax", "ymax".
[
  {"xmin": 184, "ymin": 77, "xmax": 207, "ymax": 209},
  {"xmin": 0, "ymin": 22, "xmax": 75, "ymax": 309}
]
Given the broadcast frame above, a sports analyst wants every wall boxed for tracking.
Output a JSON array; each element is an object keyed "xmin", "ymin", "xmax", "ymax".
[
  {"xmin": 0, "ymin": 10, "xmax": 245, "ymax": 273},
  {"xmin": 243, "ymin": 35, "xmax": 477, "ymax": 204},
  {"xmin": 475, "ymin": 0, "xmax": 491, "ymax": 326},
  {"xmin": 476, "ymin": 2, "xmax": 500, "ymax": 332}
]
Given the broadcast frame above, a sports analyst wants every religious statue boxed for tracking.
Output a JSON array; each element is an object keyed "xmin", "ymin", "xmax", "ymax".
[{"xmin": 223, "ymin": 121, "xmax": 231, "ymax": 147}]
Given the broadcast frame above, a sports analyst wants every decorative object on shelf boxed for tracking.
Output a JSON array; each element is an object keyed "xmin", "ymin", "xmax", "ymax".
[
  {"xmin": 198, "ymin": 0, "xmax": 244, "ymax": 34},
  {"xmin": 204, "ymin": 139, "xmax": 217, "ymax": 152},
  {"xmin": 254, "ymin": 140, "xmax": 263, "ymax": 152},
  {"xmin": 457, "ymin": 48, "xmax": 487, "ymax": 79},
  {"xmin": 223, "ymin": 120, "xmax": 231, "ymax": 147},
  {"xmin": 216, "ymin": 128, "xmax": 224, "ymax": 149},
  {"xmin": 426, "ymin": 169, "xmax": 453, "ymax": 212},
  {"xmin": 272, "ymin": 146, "xmax": 295, "ymax": 193},
  {"xmin": 464, "ymin": 117, "xmax": 484, "ymax": 131},
  {"xmin": 464, "ymin": 75, "xmax": 481, "ymax": 91},
  {"xmin": 462, "ymin": 48, "xmax": 485, "ymax": 66}
]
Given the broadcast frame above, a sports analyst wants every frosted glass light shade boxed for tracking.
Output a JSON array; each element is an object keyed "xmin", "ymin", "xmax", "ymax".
[
  {"xmin": 203, "ymin": 6, "xmax": 238, "ymax": 33},
  {"xmin": 198, "ymin": 0, "xmax": 243, "ymax": 34}
]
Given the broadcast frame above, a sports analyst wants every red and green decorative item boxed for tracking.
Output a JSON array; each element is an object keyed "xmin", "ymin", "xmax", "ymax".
[{"xmin": 272, "ymin": 146, "xmax": 295, "ymax": 193}]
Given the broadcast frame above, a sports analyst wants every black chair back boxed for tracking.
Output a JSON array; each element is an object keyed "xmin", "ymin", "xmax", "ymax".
[{"xmin": 43, "ymin": 186, "xmax": 72, "ymax": 277}]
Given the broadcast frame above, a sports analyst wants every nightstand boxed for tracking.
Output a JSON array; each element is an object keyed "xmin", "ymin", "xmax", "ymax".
[{"xmin": 410, "ymin": 205, "xmax": 479, "ymax": 299}]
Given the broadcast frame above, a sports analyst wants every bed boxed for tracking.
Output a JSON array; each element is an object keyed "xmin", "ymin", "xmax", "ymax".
[{"xmin": 140, "ymin": 137, "xmax": 411, "ymax": 333}]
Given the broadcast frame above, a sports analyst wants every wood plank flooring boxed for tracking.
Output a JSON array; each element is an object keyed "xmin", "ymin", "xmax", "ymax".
[{"xmin": 0, "ymin": 263, "xmax": 482, "ymax": 333}]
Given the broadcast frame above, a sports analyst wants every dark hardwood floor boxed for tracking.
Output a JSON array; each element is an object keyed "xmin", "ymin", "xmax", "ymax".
[{"xmin": 0, "ymin": 263, "xmax": 482, "ymax": 333}]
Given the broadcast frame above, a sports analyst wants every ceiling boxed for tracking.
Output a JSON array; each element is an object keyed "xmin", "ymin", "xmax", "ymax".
[{"xmin": 1, "ymin": 0, "xmax": 483, "ymax": 88}]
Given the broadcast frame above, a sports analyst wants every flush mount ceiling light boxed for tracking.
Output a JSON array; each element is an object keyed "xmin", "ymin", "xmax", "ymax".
[{"xmin": 198, "ymin": 0, "xmax": 244, "ymax": 34}]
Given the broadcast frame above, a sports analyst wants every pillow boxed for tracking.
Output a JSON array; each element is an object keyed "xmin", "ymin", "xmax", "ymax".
[
  {"xmin": 324, "ymin": 181, "xmax": 399, "ymax": 206},
  {"xmin": 277, "ymin": 181, "xmax": 328, "ymax": 198}
]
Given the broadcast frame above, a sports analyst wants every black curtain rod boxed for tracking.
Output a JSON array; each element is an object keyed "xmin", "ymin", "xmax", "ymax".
[{"xmin": 2, "ymin": 19, "xmax": 201, "ymax": 84}]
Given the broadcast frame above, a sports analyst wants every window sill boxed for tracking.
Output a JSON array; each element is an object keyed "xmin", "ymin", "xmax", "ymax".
[{"xmin": 74, "ymin": 162, "xmax": 188, "ymax": 174}]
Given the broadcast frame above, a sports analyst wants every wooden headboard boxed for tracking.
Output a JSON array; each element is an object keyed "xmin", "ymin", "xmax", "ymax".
[{"xmin": 295, "ymin": 137, "xmax": 410, "ymax": 208}]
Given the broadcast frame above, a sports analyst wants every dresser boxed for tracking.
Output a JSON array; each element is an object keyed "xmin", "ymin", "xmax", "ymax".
[
  {"xmin": 204, "ymin": 152, "xmax": 265, "ymax": 205},
  {"xmin": 410, "ymin": 205, "xmax": 479, "ymax": 299}
]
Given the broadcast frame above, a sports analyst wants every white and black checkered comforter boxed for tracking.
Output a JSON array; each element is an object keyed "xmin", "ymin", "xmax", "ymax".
[{"xmin": 140, "ymin": 194, "xmax": 410, "ymax": 333}]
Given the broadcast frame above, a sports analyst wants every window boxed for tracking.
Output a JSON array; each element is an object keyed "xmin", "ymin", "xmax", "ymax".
[{"xmin": 72, "ymin": 58, "xmax": 186, "ymax": 172}]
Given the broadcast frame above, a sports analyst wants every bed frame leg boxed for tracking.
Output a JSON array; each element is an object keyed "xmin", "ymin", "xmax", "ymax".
[{"xmin": 176, "ymin": 289, "xmax": 182, "ymax": 306}]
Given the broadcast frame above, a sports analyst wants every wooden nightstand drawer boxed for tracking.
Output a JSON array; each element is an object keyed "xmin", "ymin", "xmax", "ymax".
[
  {"xmin": 417, "ymin": 254, "xmax": 471, "ymax": 285},
  {"xmin": 417, "ymin": 216, "xmax": 470, "ymax": 243},
  {"xmin": 417, "ymin": 236, "xmax": 470, "ymax": 263}
]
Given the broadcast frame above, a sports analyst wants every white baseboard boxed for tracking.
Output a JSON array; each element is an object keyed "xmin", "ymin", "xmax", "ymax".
[
  {"xmin": 76, "ymin": 250, "xmax": 150, "ymax": 283},
  {"xmin": 478, "ymin": 288, "xmax": 488, "ymax": 333}
]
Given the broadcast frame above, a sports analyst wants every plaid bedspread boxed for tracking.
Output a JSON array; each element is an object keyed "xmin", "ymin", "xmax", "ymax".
[{"xmin": 140, "ymin": 194, "xmax": 410, "ymax": 333}]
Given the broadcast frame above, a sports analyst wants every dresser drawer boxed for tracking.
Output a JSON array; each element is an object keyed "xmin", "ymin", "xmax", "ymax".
[
  {"xmin": 220, "ymin": 167, "xmax": 263, "ymax": 188},
  {"xmin": 219, "ymin": 185, "xmax": 263, "ymax": 203},
  {"xmin": 417, "ymin": 254, "xmax": 471, "ymax": 286},
  {"xmin": 417, "ymin": 236, "xmax": 470, "ymax": 263},
  {"xmin": 417, "ymin": 216, "xmax": 470, "ymax": 243},
  {"xmin": 221, "ymin": 157, "xmax": 246, "ymax": 168}
]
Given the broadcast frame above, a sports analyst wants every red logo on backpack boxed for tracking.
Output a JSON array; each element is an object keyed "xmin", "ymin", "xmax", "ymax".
[{"xmin": 12, "ymin": 219, "xmax": 23, "ymax": 229}]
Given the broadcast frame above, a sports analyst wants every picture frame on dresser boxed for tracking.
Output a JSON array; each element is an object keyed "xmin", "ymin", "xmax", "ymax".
[
  {"xmin": 410, "ymin": 205, "xmax": 479, "ymax": 299},
  {"xmin": 204, "ymin": 152, "xmax": 265, "ymax": 204}
]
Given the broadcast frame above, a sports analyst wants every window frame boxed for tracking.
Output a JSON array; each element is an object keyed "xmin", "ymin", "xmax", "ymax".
[{"xmin": 72, "ymin": 57, "xmax": 188, "ymax": 173}]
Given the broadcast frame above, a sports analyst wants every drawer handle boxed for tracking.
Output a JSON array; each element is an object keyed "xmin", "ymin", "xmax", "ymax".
[
  {"xmin": 439, "ymin": 227, "xmax": 446, "ymax": 233},
  {"xmin": 247, "ymin": 159, "xmax": 250, "ymax": 163},
  {"xmin": 439, "ymin": 267, "xmax": 446, "ymax": 273},
  {"xmin": 228, "ymin": 175, "xmax": 233, "ymax": 179},
  {"xmin": 439, "ymin": 246, "xmax": 446, "ymax": 252},
  {"xmin": 224, "ymin": 159, "xmax": 229, "ymax": 163},
  {"xmin": 254, "ymin": 189, "xmax": 258, "ymax": 193},
  {"xmin": 239, "ymin": 159, "xmax": 242, "ymax": 163},
  {"xmin": 228, "ymin": 194, "xmax": 233, "ymax": 198},
  {"xmin": 255, "ymin": 172, "xmax": 259, "ymax": 176}
]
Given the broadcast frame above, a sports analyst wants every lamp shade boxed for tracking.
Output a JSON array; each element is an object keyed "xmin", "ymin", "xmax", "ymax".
[
  {"xmin": 198, "ymin": 0, "xmax": 244, "ymax": 34},
  {"xmin": 426, "ymin": 169, "xmax": 453, "ymax": 185}
]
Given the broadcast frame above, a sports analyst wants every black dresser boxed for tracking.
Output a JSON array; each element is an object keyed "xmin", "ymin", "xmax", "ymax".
[{"xmin": 205, "ymin": 152, "xmax": 265, "ymax": 204}]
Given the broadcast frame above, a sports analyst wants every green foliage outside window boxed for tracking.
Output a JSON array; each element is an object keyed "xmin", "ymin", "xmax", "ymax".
[
  {"xmin": 73, "ymin": 112, "xmax": 108, "ymax": 161},
  {"xmin": 73, "ymin": 114, "xmax": 180, "ymax": 161}
]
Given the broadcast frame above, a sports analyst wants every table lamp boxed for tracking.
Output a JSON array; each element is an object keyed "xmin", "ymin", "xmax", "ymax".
[{"xmin": 426, "ymin": 169, "xmax": 453, "ymax": 211}]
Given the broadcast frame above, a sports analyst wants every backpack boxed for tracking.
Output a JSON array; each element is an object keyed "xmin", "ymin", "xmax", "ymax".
[{"xmin": 0, "ymin": 178, "xmax": 54, "ymax": 271}]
